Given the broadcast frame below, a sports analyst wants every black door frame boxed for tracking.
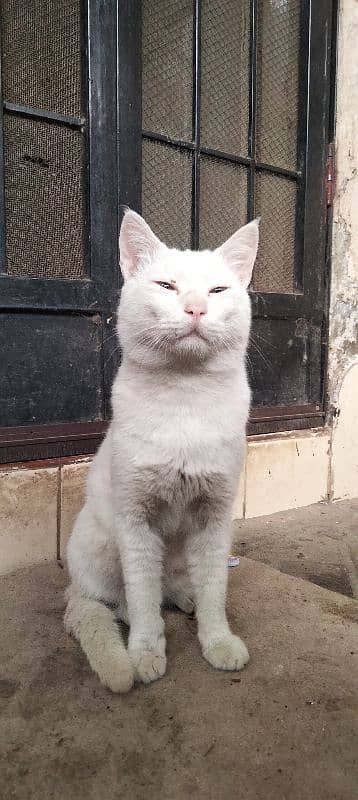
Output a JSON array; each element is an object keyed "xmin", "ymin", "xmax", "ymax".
[{"xmin": 0, "ymin": 0, "xmax": 335, "ymax": 463}]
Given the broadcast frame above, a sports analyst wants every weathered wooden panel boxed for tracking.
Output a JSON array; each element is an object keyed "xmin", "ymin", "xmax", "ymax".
[
  {"xmin": 248, "ymin": 318, "xmax": 322, "ymax": 407},
  {"xmin": 0, "ymin": 312, "xmax": 103, "ymax": 426}
]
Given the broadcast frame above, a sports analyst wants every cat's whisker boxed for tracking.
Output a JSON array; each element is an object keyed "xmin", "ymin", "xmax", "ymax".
[
  {"xmin": 249, "ymin": 339, "xmax": 273, "ymax": 372},
  {"xmin": 250, "ymin": 331, "xmax": 279, "ymax": 355},
  {"xmin": 103, "ymin": 344, "xmax": 121, "ymax": 369},
  {"xmin": 103, "ymin": 330, "xmax": 119, "ymax": 344}
]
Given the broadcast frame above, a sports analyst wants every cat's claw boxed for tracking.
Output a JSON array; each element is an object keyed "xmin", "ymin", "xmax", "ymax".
[
  {"xmin": 130, "ymin": 650, "xmax": 167, "ymax": 684},
  {"xmin": 203, "ymin": 634, "xmax": 249, "ymax": 672}
]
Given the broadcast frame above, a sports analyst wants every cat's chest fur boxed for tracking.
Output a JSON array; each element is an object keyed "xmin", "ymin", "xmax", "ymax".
[
  {"xmin": 112, "ymin": 366, "xmax": 247, "ymax": 472},
  {"xmin": 132, "ymin": 461, "xmax": 231, "ymax": 536},
  {"xmin": 109, "ymin": 365, "xmax": 248, "ymax": 535}
]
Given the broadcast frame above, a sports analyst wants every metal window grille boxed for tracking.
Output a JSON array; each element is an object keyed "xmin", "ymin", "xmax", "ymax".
[
  {"xmin": 1, "ymin": 0, "xmax": 86, "ymax": 279},
  {"xmin": 142, "ymin": 0, "xmax": 306, "ymax": 294}
]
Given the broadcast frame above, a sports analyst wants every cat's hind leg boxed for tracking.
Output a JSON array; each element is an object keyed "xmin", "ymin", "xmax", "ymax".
[
  {"xmin": 64, "ymin": 583, "xmax": 134, "ymax": 693},
  {"xmin": 65, "ymin": 506, "xmax": 134, "ymax": 693}
]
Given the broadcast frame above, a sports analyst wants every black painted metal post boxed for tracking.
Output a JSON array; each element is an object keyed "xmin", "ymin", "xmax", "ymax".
[
  {"xmin": 248, "ymin": 0, "xmax": 257, "ymax": 222},
  {"xmin": 0, "ymin": 16, "xmax": 6, "ymax": 275},
  {"xmin": 192, "ymin": 0, "xmax": 201, "ymax": 249}
]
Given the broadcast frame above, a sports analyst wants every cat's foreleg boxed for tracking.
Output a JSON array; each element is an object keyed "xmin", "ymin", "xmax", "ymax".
[
  {"xmin": 163, "ymin": 541, "xmax": 195, "ymax": 614},
  {"xmin": 185, "ymin": 516, "xmax": 249, "ymax": 672},
  {"xmin": 115, "ymin": 514, "xmax": 166, "ymax": 684}
]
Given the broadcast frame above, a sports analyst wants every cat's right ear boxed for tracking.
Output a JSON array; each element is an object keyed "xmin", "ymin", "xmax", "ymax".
[
  {"xmin": 119, "ymin": 209, "xmax": 163, "ymax": 279},
  {"xmin": 216, "ymin": 218, "xmax": 260, "ymax": 288}
]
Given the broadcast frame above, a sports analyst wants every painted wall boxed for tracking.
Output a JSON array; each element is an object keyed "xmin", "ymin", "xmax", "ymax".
[{"xmin": 328, "ymin": 0, "xmax": 358, "ymax": 500}]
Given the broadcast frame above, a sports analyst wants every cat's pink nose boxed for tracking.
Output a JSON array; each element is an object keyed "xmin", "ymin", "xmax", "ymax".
[{"xmin": 184, "ymin": 292, "xmax": 207, "ymax": 319}]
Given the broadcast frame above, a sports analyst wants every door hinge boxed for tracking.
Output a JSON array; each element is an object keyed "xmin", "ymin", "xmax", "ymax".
[{"xmin": 326, "ymin": 141, "xmax": 336, "ymax": 207}]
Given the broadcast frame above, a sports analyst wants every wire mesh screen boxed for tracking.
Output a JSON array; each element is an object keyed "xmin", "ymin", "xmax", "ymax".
[
  {"xmin": 4, "ymin": 115, "xmax": 85, "ymax": 279},
  {"xmin": 1, "ymin": 0, "xmax": 82, "ymax": 118},
  {"xmin": 252, "ymin": 173, "xmax": 297, "ymax": 293},
  {"xmin": 141, "ymin": 1, "xmax": 304, "ymax": 294},
  {"xmin": 256, "ymin": 0, "xmax": 301, "ymax": 170},
  {"xmin": 142, "ymin": 0, "xmax": 193, "ymax": 141},
  {"xmin": 142, "ymin": 139, "xmax": 192, "ymax": 249},
  {"xmin": 201, "ymin": 0, "xmax": 250, "ymax": 156},
  {"xmin": 200, "ymin": 158, "xmax": 247, "ymax": 250}
]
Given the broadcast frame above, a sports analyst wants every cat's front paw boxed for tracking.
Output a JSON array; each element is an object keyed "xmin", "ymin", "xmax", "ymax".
[
  {"xmin": 203, "ymin": 634, "xmax": 249, "ymax": 672},
  {"xmin": 129, "ymin": 649, "xmax": 167, "ymax": 684}
]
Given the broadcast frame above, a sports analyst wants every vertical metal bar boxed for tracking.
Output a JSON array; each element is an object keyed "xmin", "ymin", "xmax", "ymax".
[
  {"xmin": 191, "ymin": 0, "xmax": 201, "ymax": 249},
  {"xmin": 117, "ymin": 0, "xmax": 142, "ymax": 215},
  {"xmin": 80, "ymin": 0, "xmax": 90, "ymax": 279},
  {"xmin": 303, "ymin": 0, "xmax": 333, "ymax": 311},
  {"xmin": 303, "ymin": 0, "xmax": 334, "ymax": 409},
  {"xmin": 293, "ymin": 0, "xmax": 310, "ymax": 292},
  {"xmin": 87, "ymin": 0, "xmax": 119, "ymax": 419},
  {"xmin": 328, "ymin": 0, "xmax": 338, "ymax": 141},
  {"xmin": 0, "ymin": 14, "xmax": 7, "ymax": 274},
  {"xmin": 113, "ymin": 0, "xmax": 142, "ymax": 406},
  {"xmin": 247, "ymin": 0, "xmax": 257, "ymax": 221},
  {"xmin": 87, "ymin": 0, "xmax": 119, "ymax": 289},
  {"xmin": 321, "ymin": 0, "xmax": 338, "ymax": 419}
]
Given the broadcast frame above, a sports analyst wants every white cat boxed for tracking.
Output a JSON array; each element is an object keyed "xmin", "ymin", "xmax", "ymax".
[{"xmin": 64, "ymin": 209, "xmax": 259, "ymax": 693}]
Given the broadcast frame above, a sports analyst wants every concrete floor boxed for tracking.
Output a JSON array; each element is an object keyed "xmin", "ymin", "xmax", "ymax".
[
  {"xmin": 233, "ymin": 499, "xmax": 358, "ymax": 598},
  {"xmin": 0, "ymin": 502, "xmax": 357, "ymax": 799}
]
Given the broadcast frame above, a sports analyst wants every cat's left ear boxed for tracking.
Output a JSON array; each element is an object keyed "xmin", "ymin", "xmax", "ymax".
[
  {"xmin": 216, "ymin": 218, "xmax": 260, "ymax": 288},
  {"xmin": 119, "ymin": 208, "xmax": 164, "ymax": 279}
]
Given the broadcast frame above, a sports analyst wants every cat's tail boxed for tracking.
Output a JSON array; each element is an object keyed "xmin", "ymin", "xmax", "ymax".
[{"xmin": 64, "ymin": 583, "xmax": 134, "ymax": 693}]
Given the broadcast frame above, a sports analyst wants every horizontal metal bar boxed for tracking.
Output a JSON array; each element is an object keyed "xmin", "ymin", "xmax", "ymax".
[
  {"xmin": 0, "ymin": 276, "xmax": 322, "ymax": 322},
  {"xmin": 250, "ymin": 403, "xmax": 323, "ymax": 423},
  {"xmin": 3, "ymin": 101, "xmax": 85, "ymax": 129},
  {"xmin": 202, "ymin": 147, "xmax": 300, "ymax": 180},
  {"xmin": 143, "ymin": 130, "xmax": 301, "ymax": 182},
  {"xmin": 201, "ymin": 146, "xmax": 251, "ymax": 167},
  {"xmin": 0, "ymin": 275, "xmax": 105, "ymax": 311},
  {"xmin": 0, "ymin": 406, "xmax": 325, "ymax": 464},
  {"xmin": 0, "ymin": 407, "xmax": 322, "ymax": 445},
  {"xmin": 247, "ymin": 414, "xmax": 325, "ymax": 437},
  {"xmin": 255, "ymin": 160, "xmax": 301, "ymax": 181},
  {"xmin": 0, "ymin": 421, "xmax": 107, "ymax": 464},
  {"xmin": 142, "ymin": 129, "xmax": 195, "ymax": 150},
  {"xmin": 0, "ymin": 421, "xmax": 107, "ymax": 446},
  {"xmin": 250, "ymin": 290, "xmax": 323, "ymax": 323}
]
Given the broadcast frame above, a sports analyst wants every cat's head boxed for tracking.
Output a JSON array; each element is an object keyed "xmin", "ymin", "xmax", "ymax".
[{"xmin": 118, "ymin": 209, "xmax": 259, "ymax": 366}]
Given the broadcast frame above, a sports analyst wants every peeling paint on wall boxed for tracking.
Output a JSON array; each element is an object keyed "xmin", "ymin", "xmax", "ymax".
[
  {"xmin": 328, "ymin": 0, "xmax": 358, "ymax": 409},
  {"xmin": 328, "ymin": 1, "xmax": 358, "ymax": 501}
]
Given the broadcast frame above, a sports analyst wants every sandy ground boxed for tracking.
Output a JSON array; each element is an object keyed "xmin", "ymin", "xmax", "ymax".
[{"xmin": 0, "ymin": 501, "xmax": 357, "ymax": 799}]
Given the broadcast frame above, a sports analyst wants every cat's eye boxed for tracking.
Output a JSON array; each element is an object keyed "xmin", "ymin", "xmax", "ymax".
[
  {"xmin": 154, "ymin": 281, "xmax": 176, "ymax": 291},
  {"xmin": 209, "ymin": 286, "xmax": 229, "ymax": 294}
]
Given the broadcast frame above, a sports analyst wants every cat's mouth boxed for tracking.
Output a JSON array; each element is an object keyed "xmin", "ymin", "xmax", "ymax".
[{"xmin": 178, "ymin": 326, "xmax": 207, "ymax": 342}]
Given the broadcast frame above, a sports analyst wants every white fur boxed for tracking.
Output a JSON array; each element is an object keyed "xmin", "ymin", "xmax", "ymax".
[{"xmin": 65, "ymin": 210, "xmax": 259, "ymax": 692}]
